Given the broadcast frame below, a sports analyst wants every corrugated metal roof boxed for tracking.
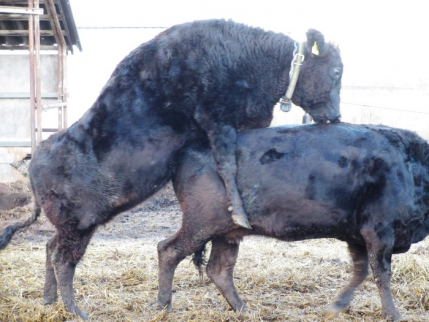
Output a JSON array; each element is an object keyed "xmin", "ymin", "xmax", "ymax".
[{"xmin": 0, "ymin": 0, "xmax": 81, "ymax": 53}]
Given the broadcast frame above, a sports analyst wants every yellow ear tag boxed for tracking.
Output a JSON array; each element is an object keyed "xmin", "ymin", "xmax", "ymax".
[{"xmin": 312, "ymin": 41, "xmax": 319, "ymax": 55}]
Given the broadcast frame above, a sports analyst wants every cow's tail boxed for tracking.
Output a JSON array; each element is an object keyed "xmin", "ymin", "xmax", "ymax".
[
  {"xmin": 0, "ymin": 201, "xmax": 41, "ymax": 250},
  {"xmin": 192, "ymin": 244, "xmax": 207, "ymax": 284}
]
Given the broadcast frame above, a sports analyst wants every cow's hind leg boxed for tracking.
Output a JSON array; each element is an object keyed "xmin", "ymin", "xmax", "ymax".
[
  {"xmin": 327, "ymin": 242, "xmax": 368, "ymax": 315},
  {"xmin": 44, "ymin": 234, "xmax": 59, "ymax": 305},
  {"xmin": 361, "ymin": 225, "xmax": 401, "ymax": 321},
  {"xmin": 51, "ymin": 225, "xmax": 95, "ymax": 320},
  {"xmin": 157, "ymin": 232, "xmax": 208, "ymax": 311},
  {"xmin": 206, "ymin": 237, "xmax": 246, "ymax": 312}
]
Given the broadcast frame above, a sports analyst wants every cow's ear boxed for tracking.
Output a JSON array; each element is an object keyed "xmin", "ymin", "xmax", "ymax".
[{"xmin": 306, "ymin": 29, "xmax": 326, "ymax": 56}]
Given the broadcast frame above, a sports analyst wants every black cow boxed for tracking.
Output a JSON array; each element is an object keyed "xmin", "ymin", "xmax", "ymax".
[
  {"xmin": 158, "ymin": 123, "xmax": 429, "ymax": 321},
  {"xmin": 0, "ymin": 19, "xmax": 342, "ymax": 319},
  {"xmin": 100, "ymin": 19, "xmax": 343, "ymax": 229}
]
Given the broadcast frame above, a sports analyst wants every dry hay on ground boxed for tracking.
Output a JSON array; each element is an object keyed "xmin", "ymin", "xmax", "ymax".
[
  {"xmin": 1, "ymin": 184, "xmax": 429, "ymax": 321},
  {"xmin": 0, "ymin": 181, "xmax": 31, "ymax": 212},
  {"xmin": 1, "ymin": 236, "xmax": 429, "ymax": 322}
]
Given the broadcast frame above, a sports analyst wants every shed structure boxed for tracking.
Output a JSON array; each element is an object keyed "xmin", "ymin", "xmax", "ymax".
[{"xmin": 0, "ymin": 0, "xmax": 81, "ymax": 181}]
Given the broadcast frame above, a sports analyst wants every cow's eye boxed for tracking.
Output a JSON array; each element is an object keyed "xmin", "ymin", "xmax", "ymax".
[{"xmin": 333, "ymin": 67, "xmax": 342, "ymax": 78}]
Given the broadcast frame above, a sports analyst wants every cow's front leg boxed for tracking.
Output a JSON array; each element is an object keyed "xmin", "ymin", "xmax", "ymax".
[
  {"xmin": 157, "ymin": 226, "xmax": 213, "ymax": 311},
  {"xmin": 361, "ymin": 225, "xmax": 401, "ymax": 321},
  {"xmin": 327, "ymin": 242, "xmax": 368, "ymax": 315},
  {"xmin": 204, "ymin": 123, "xmax": 251, "ymax": 229},
  {"xmin": 157, "ymin": 233, "xmax": 189, "ymax": 311}
]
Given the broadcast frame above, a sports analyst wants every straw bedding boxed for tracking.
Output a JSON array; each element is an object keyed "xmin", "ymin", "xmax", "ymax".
[{"xmin": 1, "ymin": 183, "xmax": 429, "ymax": 321}]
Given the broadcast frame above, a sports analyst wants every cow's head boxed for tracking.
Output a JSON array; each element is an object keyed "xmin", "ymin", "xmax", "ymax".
[{"xmin": 292, "ymin": 29, "xmax": 343, "ymax": 123}]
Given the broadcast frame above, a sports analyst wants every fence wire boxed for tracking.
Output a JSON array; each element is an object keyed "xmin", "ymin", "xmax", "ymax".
[{"xmin": 341, "ymin": 102, "xmax": 429, "ymax": 115}]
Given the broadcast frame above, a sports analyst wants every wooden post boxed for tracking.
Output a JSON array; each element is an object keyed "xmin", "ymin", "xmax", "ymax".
[{"xmin": 46, "ymin": 0, "xmax": 68, "ymax": 131}]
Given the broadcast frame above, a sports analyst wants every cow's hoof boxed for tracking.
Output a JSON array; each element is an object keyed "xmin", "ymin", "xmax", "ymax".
[
  {"xmin": 70, "ymin": 307, "xmax": 88, "ymax": 320},
  {"xmin": 324, "ymin": 308, "xmax": 341, "ymax": 320},
  {"xmin": 78, "ymin": 311, "xmax": 89, "ymax": 320},
  {"xmin": 43, "ymin": 296, "xmax": 58, "ymax": 305},
  {"xmin": 325, "ymin": 301, "xmax": 349, "ymax": 320},
  {"xmin": 234, "ymin": 305, "xmax": 251, "ymax": 315},
  {"xmin": 158, "ymin": 302, "xmax": 173, "ymax": 312},
  {"xmin": 383, "ymin": 309, "xmax": 403, "ymax": 321},
  {"xmin": 231, "ymin": 214, "xmax": 252, "ymax": 229},
  {"xmin": 326, "ymin": 301, "xmax": 347, "ymax": 313},
  {"xmin": 65, "ymin": 304, "xmax": 88, "ymax": 320}
]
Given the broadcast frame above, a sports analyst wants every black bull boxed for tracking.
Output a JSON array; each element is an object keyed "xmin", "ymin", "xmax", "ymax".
[
  {"xmin": 88, "ymin": 19, "xmax": 343, "ymax": 230},
  {"xmin": 158, "ymin": 123, "xmax": 429, "ymax": 321}
]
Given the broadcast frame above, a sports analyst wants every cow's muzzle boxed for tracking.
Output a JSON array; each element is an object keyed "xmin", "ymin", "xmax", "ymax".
[
  {"xmin": 330, "ymin": 115, "xmax": 341, "ymax": 123},
  {"xmin": 315, "ymin": 115, "xmax": 341, "ymax": 124}
]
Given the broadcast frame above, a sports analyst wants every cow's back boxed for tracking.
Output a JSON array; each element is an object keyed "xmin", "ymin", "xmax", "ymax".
[{"xmin": 175, "ymin": 123, "xmax": 429, "ymax": 250}]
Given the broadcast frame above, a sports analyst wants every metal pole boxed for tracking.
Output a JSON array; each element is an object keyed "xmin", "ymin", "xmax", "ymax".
[
  {"xmin": 34, "ymin": 0, "xmax": 42, "ymax": 144},
  {"xmin": 57, "ymin": 43, "xmax": 67, "ymax": 130},
  {"xmin": 57, "ymin": 43, "xmax": 63, "ymax": 131},
  {"xmin": 28, "ymin": 0, "xmax": 36, "ymax": 156},
  {"xmin": 63, "ymin": 46, "xmax": 68, "ymax": 129}
]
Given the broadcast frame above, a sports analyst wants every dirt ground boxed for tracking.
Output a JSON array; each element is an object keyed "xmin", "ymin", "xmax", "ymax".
[{"xmin": 1, "ymin": 178, "xmax": 429, "ymax": 321}]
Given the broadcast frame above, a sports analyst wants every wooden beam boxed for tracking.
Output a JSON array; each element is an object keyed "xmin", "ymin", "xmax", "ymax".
[
  {"xmin": 44, "ymin": 0, "xmax": 64, "ymax": 46},
  {"xmin": 40, "ymin": 101, "xmax": 67, "ymax": 110},
  {"xmin": 0, "ymin": 0, "xmax": 42, "ymax": 4},
  {"xmin": 0, "ymin": 6, "xmax": 43, "ymax": 15},
  {"xmin": 0, "ymin": 141, "xmax": 31, "ymax": 147},
  {"xmin": 0, "ymin": 30, "xmax": 63, "ymax": 36},
  {"xmin": 51, "ymin": 0, "xmax": 73, "ymax": 54},
  {"xmin": 0, "ymin": 45, "xmax": 58, "ymax": 50},
  {"xmin": 39, "ymin": 128, "xmax": 59, "ymax": 133},
  {"xmin": 0, "ymin": 13, "xmax": 50, "ymax": 20},
  {"xmin": 0, "ymin": 92, "xmax": 58, "ymax": 98}
]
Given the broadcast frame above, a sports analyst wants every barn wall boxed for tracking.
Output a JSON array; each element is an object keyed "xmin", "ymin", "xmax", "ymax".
[{"xmin": 0, "ymin": 54, "xmax": 58, "ymax": 182}]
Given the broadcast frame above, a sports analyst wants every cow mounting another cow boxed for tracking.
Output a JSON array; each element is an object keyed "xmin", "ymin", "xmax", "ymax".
[{"xmin": 0, "ymin": 20, "xmax": 343, "ymax": 319}]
